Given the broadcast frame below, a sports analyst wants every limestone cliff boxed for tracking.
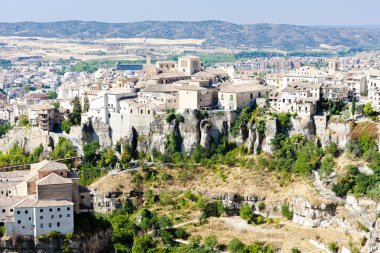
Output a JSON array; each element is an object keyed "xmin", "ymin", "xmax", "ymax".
[
  {"xmin": 0, "ymin": 127, "xmax": 49, "ymax": 153},
  {"xmin": 291, "ymin": 196, "xmax": 337, "ymax": 228},
  {"xmin": 80, "ymin": 118, "xmax": 113, "ymax": 148},
  {"xmin": 0, "ymin": 228, "xmax": 113, "ymax": 253},
  {"xmin": 367, "ymin": 219, "xmax": 380, "ymax": 253}
]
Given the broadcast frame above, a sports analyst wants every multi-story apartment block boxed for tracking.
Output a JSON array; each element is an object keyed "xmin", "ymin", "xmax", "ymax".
[
  {"xmin": 344, "ymin": 74, "xmax": 366, "ymax": 100},
  {"xmin": 0, "ymin": 160, "xmax": 91, "ymax": 237}
]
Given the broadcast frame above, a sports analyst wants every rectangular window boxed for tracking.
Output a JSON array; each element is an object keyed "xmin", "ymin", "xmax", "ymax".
[
  {"xmin": 49, "ymin": 223, "xmax": 52, "ymax": 228},
  {"xmin": 59, "ymin": 215, "xmax": 62, "ymax": 218},
  {"xmin": 40, "ymin": 216, "xmax": 43, "ymax": 219},
  {"xmin": 17, "ymin": 220, "xmax": 21, "ymax": 224},
  {"xmin": 17, "ymin": 211, "xmax": 20, "ymax": 214},
  {"xmin": 49, "ymin": 208, "xmax": 52, "ymax": 212},
  {"xmin": 67, "ymin": 207, "xmax": 70, "ymax": 211},
  {"xmin": 40, "ymin": 209, "xmax": 43, "ymax": 213},
  {"xmin": 57, "ymin": 208, "xmax": 60, "ymax": 212},
  {"xmin": 51, "ymin": 215, "xmax": 54, "ymax": 219},
  {"xmin": 29, "ymin": 217, "xmax": 31, "ymax": 221},
  {"xmin": 57, "ymin": 222, "xmax": 60, "ymax": 227},
  {"xmin": 25, "ymin": 210, "xmax": 28, "ymax": 214},
  {"xmin": 67, "ymin": 214, "xmax": 71, "ymax": 218},
  {"xmin": 2, "ymin": 209, "xmax": 5, "ymax": 213},
  {"xmin": 40, "ymin": 224, "xmax": 43, "ymax": 228}
]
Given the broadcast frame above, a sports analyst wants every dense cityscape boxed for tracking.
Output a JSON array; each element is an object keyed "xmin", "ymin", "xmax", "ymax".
[{"xmin": 1, "ymin": 1, "xmax": 380, "ymax": 253}]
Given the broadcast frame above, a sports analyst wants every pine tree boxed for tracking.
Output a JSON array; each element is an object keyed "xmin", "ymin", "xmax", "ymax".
[
  {"xmin": 351, "ymin": 98, "xmax": 356, "ymax": 117},
  {"xmin": 83, "ymin": 95, "xmax": 90, "ymax": 113},
  {"xmin": 70, "ymin": 96, "xmax": 82, "ymax": 125}
]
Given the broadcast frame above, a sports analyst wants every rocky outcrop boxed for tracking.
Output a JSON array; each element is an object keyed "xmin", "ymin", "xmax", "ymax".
[
  {"xmin": 314, "ymin": 115, "xmax": 352, "ymax": 148},
  {"xmin": 0, "ymin": 228, "xmax": 113, "ymax": 253},
  {"xmin": 80, "ymin": 119, "xmax": 112, "ymax": 148},
  {"xmin": 291, "ymin": 196, "xmax": 337, "ymax": 228},
  {"xmin": 0, "ymin": 127, "xmax": 49, "ymax": 153},
  {"xmin": 261, "ymin": 118, "xmax": 278, "ymax": 153},
  {"xmin": 179, "ymin": 110, "xmax": 201, "ymax": 153},
  {"xmin": 289, "ymin": 117, "xmax": 315, "ymax": 137},
  {"xmin": 367, "ymin": 219, "xmax": 380, "ymax": 253},
  {"xmin": 200, "ymin": 119, "xmax": 212, "ymax": 149}
]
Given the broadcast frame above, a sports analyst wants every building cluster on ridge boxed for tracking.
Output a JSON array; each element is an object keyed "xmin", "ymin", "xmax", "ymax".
[{"xmin": 1, "ymin": 53, "xmax": 380, "ymax": 237}]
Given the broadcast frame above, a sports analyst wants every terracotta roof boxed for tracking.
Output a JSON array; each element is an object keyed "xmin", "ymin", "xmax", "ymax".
[
  {"xmin": 37, "ymin": 161, "xmax": 68, "ymax": 172},
  {"xmin": 36, "ymin": 173, "xmax": 72, "ymax": 186},
  {"xmin": 14, "ymin": 195, "xmax": 74, "ymax": 208},
  {"xmin": 141, "ymin": 84, "xmax": 179, "ymax": 93},
  {"xmin": 0, "ymin": 170, "xmax": 29, "ymax": 178},
  {"xmin": 0, "ymin": 196, "xmax": 27, "ymax": 207}
]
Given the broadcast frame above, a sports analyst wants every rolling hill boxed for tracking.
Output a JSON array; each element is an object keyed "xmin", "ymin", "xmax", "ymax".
[{"xmin": 0, "ymin": 20, "xmax": 380, "ymax": 50}]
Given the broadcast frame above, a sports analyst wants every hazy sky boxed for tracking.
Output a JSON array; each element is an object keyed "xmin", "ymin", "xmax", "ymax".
[{"xmin": 1, "ymin": 0, "xmax": 380, "ymax": 26}]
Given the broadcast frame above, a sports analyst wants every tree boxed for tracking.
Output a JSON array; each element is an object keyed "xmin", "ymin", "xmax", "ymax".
[
  {"xmin": 52, "ymin": 101, "xmax": 60, "ymax": 109},
  {"xmin": 47, "ymin": 91, "xmax": 58, "ymax": 99},
  {"xmin": 131, "ymin": 234, "xmax": 155, "ymax": 253},
  {"xmin": 227, "ymin": 238, "xmax": 245, "ymax": 253},
  {"xmin": 363, "ymin": 102, "xmax": 376, "ymax": 119},
  {"xmin": 204, "ymin": 234, "xmax": 218, "ymax": 250},
  {"xmin": 51, "ymin": 137, "xmax": 76, "ymax": 159},
  {"xmin": 61, "ymin": 119, "xmax": 71, "ymax": 134},
  {"xmin": 240, "ymin": 203, "xmax": 253, "ymax": 221},
  {"xmin": 83, "ymin": 141, "xmax": 100, "ymax": 165},
  {"xmin": 99, "ymin": 148, "xmax": 116, "ymax": 168},
  {"xmin": 319, "ymin": 155, "xmax": 336, "ymax": 178},
  {"xmin": 0, "ymin": 122, "xmax": 12, "ymax": 137},
  {"xmin": 325, "ymin": 142, "xmax": 339, "ymax": 157},
  {"xmin": 69, "ymin": 96, "xmax": 82, "ymax": 125},
  {"xmin": 18, "ymin": 114, "xmax": 30, "ymax": 127},
  {"xmin": 351, "ymin": 98, "xmax": 356, "ymax": 117},
  {"xmin": 83, "ymin": 95, "xmax": 90, "ymax": 113}
]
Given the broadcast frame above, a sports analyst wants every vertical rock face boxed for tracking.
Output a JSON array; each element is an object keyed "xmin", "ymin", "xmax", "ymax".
[
  {"xmin": 367, "ymin": 219, "xmax": 380, "ymax": 253},
  {"xmin": 80, "ymin": 119, "xmax": 113, "ymax": 148},
  {"xmin": 0, "ymin": 127, "xmax": 49, "ymax": 153},
  {"xmin": 235, "ymin": 121, "xmax": 249, "ymax": 145},
  {"xmin": 148, "ymin": 117, "xmax": 180, "ymax": 154},
  {"xmin": 291, "ymin": 196, "xmax": 337, "ymax": 228},
  {"xmin": 246, "ymin": 122, "xmax": 257, "ymax": 154},
  {"xmin": 0, "ymin": 228, "xmax": 113, "ymax": 253},
  {"xmin": 289, "ymin": 117, "xmax": 315, "ymax": 137},
  {"xmin": 200, "ymin": 119, "xmax": 212, "ymax": 149},
  {"xmin": 179, "ymin": 110, "xmax": 201, "ymax": 153},
  {"xmin": 314, "ymin": 115, "xmax": 352, "ymax": 148},
  {"xmin": 209, "ymin": 111, "xmax": 234, "ymax": 144},
  {"xmin": 261, "ymin": 118, "xmax": 278, "ymax": 154}
]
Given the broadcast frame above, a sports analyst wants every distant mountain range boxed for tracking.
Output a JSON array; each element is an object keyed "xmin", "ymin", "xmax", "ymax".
[{"xmin": 1, "ymin": 20, "xmax": 380, "ymax": 50}]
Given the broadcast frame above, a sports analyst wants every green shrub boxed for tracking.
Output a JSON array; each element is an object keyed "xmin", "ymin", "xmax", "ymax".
[
  {"xmin": 329, "ymin": 242, "xmax": 339, "ymax": 253},
  {"xmin": 280, "ymin": 203, "xmax": 293, "ymax": 220},
  {"xmin": 227, "ymin": 238, "xmax": 245, "ymax": 253},
  {"xmin": 62, "ymin": 119, "xmax": 71, "ymax": 134},
  {"xmin": 240, "ymin": 203, "xmax": 253, "ymax": 221},
  {"xmin": 204, "ymin": 234, "xmax": 218, "ymax": 250}
]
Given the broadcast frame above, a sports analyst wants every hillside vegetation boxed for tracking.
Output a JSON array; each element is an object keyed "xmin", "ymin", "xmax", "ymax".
[{"xmin": 1, "ymin": 21, "xmax": 380, "ymax": 50}]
